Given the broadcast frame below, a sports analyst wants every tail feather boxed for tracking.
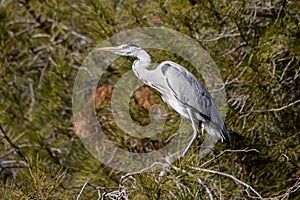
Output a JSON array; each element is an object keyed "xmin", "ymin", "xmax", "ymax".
[
  {"xmin": 221, "ymin": 125, "xmax": 230, "ymax": 143},
  {"xmin": 205, "ymin": 122, "xmax": 230, "ymax": 143}
]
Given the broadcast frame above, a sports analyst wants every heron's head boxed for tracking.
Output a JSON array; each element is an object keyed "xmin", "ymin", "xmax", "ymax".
[{"xmin": 96, "ymin": 44, "xmax": 141, "ymax": 57}]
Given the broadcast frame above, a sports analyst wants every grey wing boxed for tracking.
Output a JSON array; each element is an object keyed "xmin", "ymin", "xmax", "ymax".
[
  {"xmin": 159, "ymin": 61, "xmax": 225, "ymax": 129},
  {"xmin": 159, "ymin": 61, "xmax": 211, "ymax": 118}
]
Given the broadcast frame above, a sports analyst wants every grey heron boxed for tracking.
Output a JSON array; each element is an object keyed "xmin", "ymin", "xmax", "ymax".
[{"xmin": 96, "ymin": 44, "xmax": 230, "ymax": 156}]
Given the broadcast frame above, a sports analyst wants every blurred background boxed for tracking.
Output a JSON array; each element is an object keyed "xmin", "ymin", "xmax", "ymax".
[{"xmin": 0, "ymin": 0, "xmax": 299, "ymax": 199}]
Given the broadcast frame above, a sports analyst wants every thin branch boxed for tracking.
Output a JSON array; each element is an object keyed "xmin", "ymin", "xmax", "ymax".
[
  {"xmin": 201, "ymin": 148, "xmax": 259, "ymax": 167},
  {"xmin": 200, "ymin": 33, "xmax": 241, "ymax": 42},
  {"xmin": 279, "ymin": 57, "xmax": 294, "ymax": 82},
  {"xmin": 0, "ymin": 123, "xmax": 29, "ymax": 165},
  {"xmin": 27, "ymin": 77, "xmax": 35, "ymax": 121},
  {"xmin": 197, "ymin": 178, "xmax": 214, "ymax": 200},
  {"xmin": 76, "ymin": 182, "xmax": 103, "ymax": 200},
  {"xmin": 120, "ymin": 161, "xmax": 169, "ymax": 183},
  {"xmin": 188, "ymin": 166, "xmax": 263, "ymax": 199},
  {"xmin": 0, "ymin": 143, "xmax": 39, "ymax": 159},
  {"xmin": 252, "ymin": 99, "xmax": 300, "ymax": 113},
  {"xmin": 266, "ymin": 179, "xmax": 300, "ymax": 200},
  {"xmin": 0, "ymin": 160, "xmax": 28, "ymax": 168}
]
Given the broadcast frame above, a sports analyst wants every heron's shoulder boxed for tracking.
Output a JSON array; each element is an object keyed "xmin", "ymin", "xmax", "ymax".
[
  {"xmin": 158, "ymin": 61, "xmax": 187, "ymax": 75},
  {"xmin": 159, "ymin": 61, "xmax": 184, "ymax": 68}
]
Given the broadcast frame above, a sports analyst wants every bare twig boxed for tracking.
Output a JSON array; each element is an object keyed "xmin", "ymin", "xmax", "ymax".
[
  {"xmin": 188, "ymin": 166, "xmax": 263, "ymax": 199},
  {"xmin": 197, "ymin": 178, "xmax": 214, "ymax": 200},
  {"xmin": 0, "ymin": 160, "xmax": 28, "ymax": 168},
  {"xmin": 120, "ymin": 161, "xmax": 169, "ymax": 183},
  {"xmin": 200, "ymin": 33, "xmax": 240, "ymax": 42},
  {"xmin": 0, "ymin": 144, "xmax": 39, "ymax": 159},
  {"xmin": 76, "ymin": 182, "xmax": 106, "ymax": 200},
  {"xmin": 0, "ymin": 123, "xmax": 29, "ymax": 165},
  {"xmin": 201, "ymin": 148, "xmax": 259, "ymax": 167},
  {"xmin": 27, "ymin": 78, "xmax": 35, "ymax": 121},
  {"xmin": 76, "ymin": 177, "xmax": 134, "ymax": 200},
  {"xmin": 251, "ymin": 99, "xmax": 300, "ymax": 113},
  {"xmin": 265, "ymin": 179, "xmax": 300, "ymax": 200},
  {"xmin": 279, "ymin": 57, "xmax": 295, "ymax": 82}
]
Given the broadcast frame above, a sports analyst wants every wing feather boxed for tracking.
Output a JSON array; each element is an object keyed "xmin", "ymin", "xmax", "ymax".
[
  {"xmin": 150, "ymin": 61, "xmax": 229, "ymax": 142},
  {"xmin": 160, "ymin": 61, "xmax": 212, "ymax": 120}
]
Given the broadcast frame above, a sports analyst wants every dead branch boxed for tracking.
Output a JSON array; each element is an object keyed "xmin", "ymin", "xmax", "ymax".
[{"xmin": 188, "ymin": 166, "xmax": 263, "ymax": 199}]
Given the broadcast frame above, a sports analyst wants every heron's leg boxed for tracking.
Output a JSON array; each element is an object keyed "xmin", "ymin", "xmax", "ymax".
[
  {"xmin": 182, "ymin": 108, "xmax": 199, "ymax": 156},
  {"xmin": 201, "ymin": 123, "xmax": 204, "ymax": 135},
  {"xmin": 198, "ymin": 121, "xmax": 204, "ymax": 138}
]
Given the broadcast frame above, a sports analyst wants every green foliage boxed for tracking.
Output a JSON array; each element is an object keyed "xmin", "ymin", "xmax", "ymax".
[
  {"xmin": 0, "ymin": 0, "xmax": 299, "ymax": 199},
  {"xmin": 0, "ymin": 157, "xmax": 66, "ymax": 199}
]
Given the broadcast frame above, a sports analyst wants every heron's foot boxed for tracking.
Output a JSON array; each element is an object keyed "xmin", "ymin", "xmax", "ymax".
[{"xmin": 158, "ymin": 154, "xmax": 176, "ymax": 177}]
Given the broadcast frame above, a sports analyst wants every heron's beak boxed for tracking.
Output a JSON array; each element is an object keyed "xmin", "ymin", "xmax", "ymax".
[{"xmin": 95, "ymin": 47, "xmax": 119, "ymax": 52}]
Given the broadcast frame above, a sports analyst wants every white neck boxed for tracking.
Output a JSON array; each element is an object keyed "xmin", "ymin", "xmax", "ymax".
[
  {"xmin": 135, "ymin": 49, "xmax": 151, "ymax": 67},
  {"xmin": 132, "ymin": 49, "xmax": 152, "ymax": 84}
]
